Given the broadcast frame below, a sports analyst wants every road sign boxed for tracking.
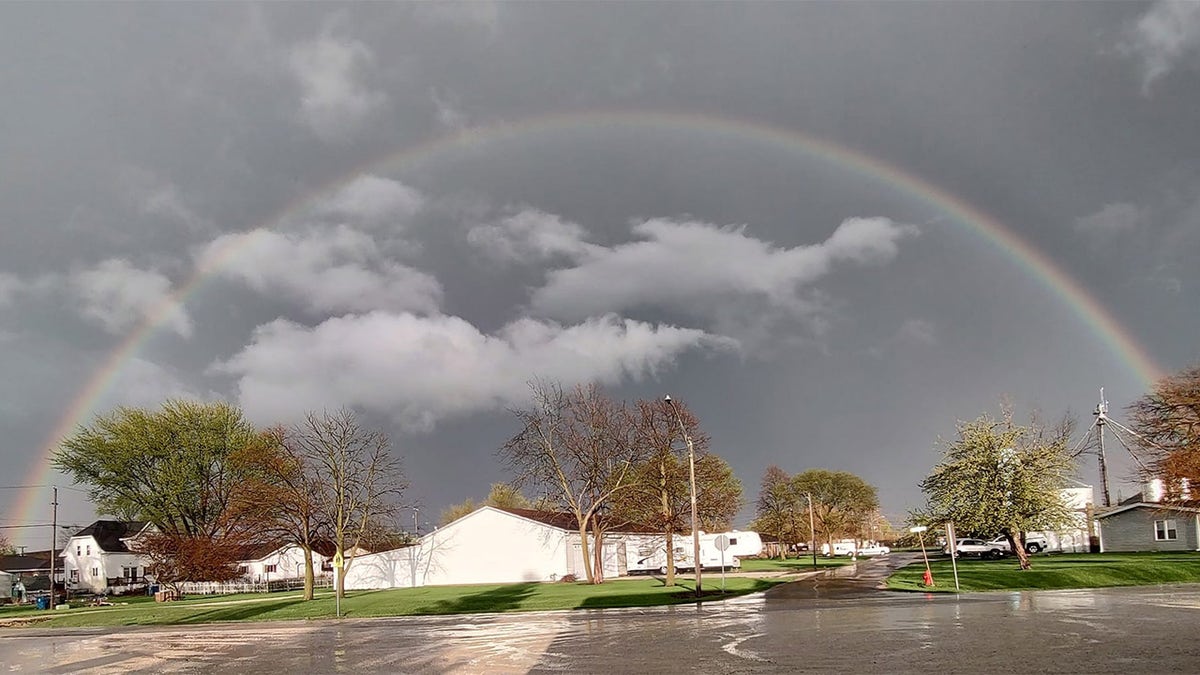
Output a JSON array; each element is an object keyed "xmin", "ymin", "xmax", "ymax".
[
  {"xmin": 714, "ymin": 534, "xmax": 731, "ymax": 552},
  {"xmin": 333, "ymin": 551, "xmax": 344, "ymax": 569},
  {"xmin": 909, "ymin": 525, "xmax": 927, "ymax": 533}
]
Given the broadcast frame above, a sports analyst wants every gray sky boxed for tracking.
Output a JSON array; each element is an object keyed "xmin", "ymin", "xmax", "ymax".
[{"xmin": 4, "ymin": 1, "xmax": 1199, "ymax": 547}]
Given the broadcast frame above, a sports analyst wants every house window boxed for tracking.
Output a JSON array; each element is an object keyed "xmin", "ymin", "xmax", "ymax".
[
  {"xmin": 76, "ymin": 545, "xmax": 81, "ymax": 556},
  {"xmin": 69, "ymin": 569, "xmax": 79, "ymax": 582},
  {"xmin": 265, "ymin": 564, "xmax": 277, "ymax": 573},
  {"xmin": 238, "ymin": 565, "xmax": 248, "ymax": 574},
  {"xmin": 86, "ymin": 545, "xmax": 91, "ymax": 556},
  {"xmin": 90, "ymin": 567, "xmax": 100, "ymax": 578},
  {"xmin": 729, "ymin": 538, "xmax": 738, "ymax": 546},
  {"xmin": 1155, "ymin": 519, "xmax": 1178, "ymax": 541}
]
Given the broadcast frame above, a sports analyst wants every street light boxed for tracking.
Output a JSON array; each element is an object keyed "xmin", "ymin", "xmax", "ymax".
[
  {"xmin": 805, "ymin": 492, "xmax": 817, "ymax": 570},
  {"xmin": 664, "ymin": 395, "xmax": 702, "ymax": 598}
]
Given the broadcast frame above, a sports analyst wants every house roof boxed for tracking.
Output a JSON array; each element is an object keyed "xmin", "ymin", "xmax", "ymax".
[
  {"xmin": 69, "ymin": 520, "xmax": 151, "ymax": 553},
  {"xmin": 226, "ymin": 541, "xmax": 288, "ymax": 562},
  {"xmin": 0, "ymin": 553, "xmax": 52, "ymax": 573},
  {"xmin": 493, "ymin": 507, "xmax": 659, "ymax": 534},
  {"xmin": 1097, "ymin": 500, "xmax": 1200, "ymax": 519}
]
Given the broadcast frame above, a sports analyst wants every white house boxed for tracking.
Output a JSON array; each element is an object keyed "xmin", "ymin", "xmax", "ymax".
[
  {"xmin": 60, "ymin": 520, "xmax": 154, "ymax": 594},
  {"xmin": 233, "ymin": 542, "xmax": 337, "ymax": 582},
  {"xmin": 343, "ymin": 506, "xmax": 660, "ymax": 590}
]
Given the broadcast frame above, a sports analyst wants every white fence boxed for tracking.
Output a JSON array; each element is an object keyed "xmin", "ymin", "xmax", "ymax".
[{"xmin": 174, "ymin": 576, "xmax": 333, "ymax": 596}]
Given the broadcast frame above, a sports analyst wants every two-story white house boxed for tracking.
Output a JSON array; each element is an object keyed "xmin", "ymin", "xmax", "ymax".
[{"xmin": 60, "ymin": 520, "xmax": 155, "ymax": 594}]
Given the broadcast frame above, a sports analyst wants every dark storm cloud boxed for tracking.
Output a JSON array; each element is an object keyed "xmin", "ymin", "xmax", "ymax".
[{"xmin": 2, "ymin": 1, "xmax": 1198, "ymax": 540}]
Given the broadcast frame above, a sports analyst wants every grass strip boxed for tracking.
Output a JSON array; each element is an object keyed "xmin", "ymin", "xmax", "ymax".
[
  {"xmin": 5, "ymin": 576, "xmax": 785, "ymax": 629},
  {"xmin": 887, "ymin": 551, "xmax": 1200, "ymax": 592}
]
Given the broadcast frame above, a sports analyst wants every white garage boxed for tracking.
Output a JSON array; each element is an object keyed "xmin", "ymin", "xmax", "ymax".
[{"xmin": 342, "ymin": 506, "xmax": 652, "ymax": 590}]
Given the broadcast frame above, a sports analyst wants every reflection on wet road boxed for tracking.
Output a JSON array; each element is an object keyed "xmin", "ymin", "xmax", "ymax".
[{"xmin": 4, "ymin": 557, "xmax": 1199, "ymax": 673}]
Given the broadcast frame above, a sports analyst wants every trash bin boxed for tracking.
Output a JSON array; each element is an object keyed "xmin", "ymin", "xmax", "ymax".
[{"xmin": 35, "ymin": 595, "xmax": 51, "ymax": 610}]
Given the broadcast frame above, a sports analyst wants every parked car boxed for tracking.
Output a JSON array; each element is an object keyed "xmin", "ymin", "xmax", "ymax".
[
  {"xmin": 856, "ymin": 543, "xmax": 890, "ymax": 557},
  {"xmin": 986, "ymin": 533, "xmax": 1050, "ymax": 554},
  {"xmin": 950, "ymin": 538, "xmax": 1008, "ymax": 559}
]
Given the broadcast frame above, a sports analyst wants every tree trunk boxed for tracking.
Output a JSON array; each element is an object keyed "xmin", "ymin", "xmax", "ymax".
[
  {"xmin": 577, "ymin": 525, "xmax": 595, "ymax": 583},
  {"xmin": 1005, "ymin": 531, "xmax": 1031, "ymax": 570},
  {"xmin": 302, "ymin": 545, "xmax": 315, "ymax": 601},
  {"xmin": 592, "ymin": 519, "xmax": 605, "ymax": 584},
  {"xmin": 660, "ymin": 460, "xmax": 675, "ymax": 586},
  {"xmin": 665, "ymin": 530, "xmax": 676, "ymax": 586}
]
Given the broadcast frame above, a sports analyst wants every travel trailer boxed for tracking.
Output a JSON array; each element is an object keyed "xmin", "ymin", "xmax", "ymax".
[{"xmin": 625, "ymin": 530, "xmax": 761, "ymax": 573}]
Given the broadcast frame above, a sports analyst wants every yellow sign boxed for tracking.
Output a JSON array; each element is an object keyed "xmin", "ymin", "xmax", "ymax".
[{"xmin": 333, "ymin": 551, "xmax": 344, "ymax": 568}]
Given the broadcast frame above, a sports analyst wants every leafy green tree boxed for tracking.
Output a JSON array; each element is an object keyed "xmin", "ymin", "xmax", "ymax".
[
  {"xmin": 920, "ymin": 407, "xmax": 1076, "ymax": 569},
  {"xmin": 439, "ymin": 498, "xmax": 479, "ymax": 526},
  {"xmin": 751, "ymin": 466, "xmax": 805, "ymax": 558},
  {"xmin": 791, "ymin": 469, "xmax": 880, "ymax": 556},
  {"xmin": 55, "ymin": 400, "xmax": 261, "ymax": 539},
  {"xmin": 438, "ymin": 483, "xmax": 533, "ymax": 526},
  {"xmin": 485, "ymin": 482, "xmax": 532, "ymax": 510}
]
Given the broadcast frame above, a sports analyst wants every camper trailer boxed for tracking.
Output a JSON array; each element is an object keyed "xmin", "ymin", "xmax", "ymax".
[{"xmin": 625, "ymin": 530, "xmax": 762, "ymax": 573}]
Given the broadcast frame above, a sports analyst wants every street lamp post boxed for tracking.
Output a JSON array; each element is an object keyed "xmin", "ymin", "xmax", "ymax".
[
  {"xmin": 664, "ymin": 395, "xmax": 702, "ymax": 598},
  {"xmin": 805, "ymin": 492, "xmax": 817, "ymax": 570}
]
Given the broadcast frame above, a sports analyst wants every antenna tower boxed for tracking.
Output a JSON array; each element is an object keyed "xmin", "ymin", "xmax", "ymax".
[{"xmin": 1070, "ymin": 387, "xmax": 1151, "ymax": 507}]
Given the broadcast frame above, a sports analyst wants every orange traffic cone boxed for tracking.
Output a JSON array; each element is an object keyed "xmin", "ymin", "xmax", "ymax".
[{"xmin": 922, "ymin": 568, "xmax": 934, "ymax": 587}]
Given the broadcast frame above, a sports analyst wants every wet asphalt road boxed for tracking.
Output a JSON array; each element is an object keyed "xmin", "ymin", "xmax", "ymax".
[{"xmin": 4, "ymin": 554, "xmax": 1200, "ymax": 673}]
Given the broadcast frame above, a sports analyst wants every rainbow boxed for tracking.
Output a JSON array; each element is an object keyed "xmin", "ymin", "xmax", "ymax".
[{"xmin": 11, "ymin": 109, "xmax": 1165, "ymax": 529}]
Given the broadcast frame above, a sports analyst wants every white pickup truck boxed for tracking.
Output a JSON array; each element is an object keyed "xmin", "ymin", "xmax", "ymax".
[
  {"xmin": 950, "ymin": 534, "xmax": 1049, "ymax": 558},
  {"xmin": 987, "ymin": 533, "xmax": 1049, "ymax": 554}
]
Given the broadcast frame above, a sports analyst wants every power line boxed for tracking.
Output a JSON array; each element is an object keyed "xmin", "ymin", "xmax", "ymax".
[{"xmin": 0, "ymin": 484, "xmax": 89, "ymax": 493}]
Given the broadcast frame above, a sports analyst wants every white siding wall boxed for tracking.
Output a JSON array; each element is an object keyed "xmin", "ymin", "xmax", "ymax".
[
  {"xmin": 61, "ymin": 537, "xmax": 149, "ymax": 593},
  {"xmin": 241, "ymin": 545, "xmax": 327, "ymax": 581},
  {"xmin": 344, "ymin": 508, "xmax": 571, "ymax": 590}
]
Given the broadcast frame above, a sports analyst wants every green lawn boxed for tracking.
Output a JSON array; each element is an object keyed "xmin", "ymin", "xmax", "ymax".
[
  {"xmin": 4, "ymin": 576, "xmax": 785, "ymax": 629},
  {"xmin": 888, "ymin": 552, "xmax": 1200, "ymax": 592},
  {"xmin": 739, "ymin": 556, "xmax": 853, "ymax": 573}
]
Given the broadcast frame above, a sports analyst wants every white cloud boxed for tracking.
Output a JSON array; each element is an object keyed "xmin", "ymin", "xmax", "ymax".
[
  {"xmin": 71, "ymin": 259, "xmax": 192, "ymax": 338},
  {"xmin": 119, "ymin": 167, "xmax": 214, "ymax": 234},
  {"xmin": 1122, "ymin": 0, "xmax": 1200, "ymax": 92},
  {"xmin": 96, "ymin": 357, "xmax": 209, "ymax": 410},
  {"xmin": 314, "ymin": 174, "xmax": 426, "ymax": 226},
  {"xmin": 197, "ymin": 225, "xmax": 442, "ymax": 315},
  {"xmin": 1075, "ymin": 202, "xmax": 1143, "ymax": 236},
  {"xmin": 895, "ymin": 319, "xmax": 938, "ymax": 347},
  {"xmin": 0, "ymin": 273, "xmax": 19, "ymax": 307},
  {"xmin": 215, "ymin": 311, "xmax": 734, "ymax": 430},
  {"xmin": 289, "ymin": 31, "xmax": 386, "ymax": 140},
  {"xmin": 528, "ymin": 216, "xmax": 919, "ymax": 322},
  {"xmin": 413, "ymin": 2, "xmax": 500, "ymax": 35},
  {"xmin": 431, "ymin": 88, "xmax": 469, "ymax": 130},
  {"xmin": 467, "ymin": 209, "xmax": 601, "ymax": 263}
]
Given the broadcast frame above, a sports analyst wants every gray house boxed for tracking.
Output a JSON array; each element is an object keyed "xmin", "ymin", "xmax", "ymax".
[{"xmin": 1097, "ymin": 499, "xmax": 1200, "ymax": 552}]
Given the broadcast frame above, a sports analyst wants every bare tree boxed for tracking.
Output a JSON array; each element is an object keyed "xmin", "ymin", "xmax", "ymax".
[
  {"xmin": 294, "ymin": 409, "xmax": 406, "ymax": 600},
  {"xmin": 229, "ymin": 426, "xmax": 330, "ymax": 601},
  {"xmin": 614, "ymin": 398, "xmax": 741, "ymax": 586},
  {"xmin": 499, "ymin": 382, "xmax": 643, "ymax": 584}
]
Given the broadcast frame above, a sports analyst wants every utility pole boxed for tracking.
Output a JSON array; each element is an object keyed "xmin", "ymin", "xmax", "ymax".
[
  {"xmin": 50, "ymin": 486, "xmax": 58, "ymax": 605},
  {"xmin": 806, "ymin": 492, "xmax": 817, "ymax": 570},
  {"xmin": 1095, "ymin": 396, "xmax": 1111, "ymax": 507},
  {"xmin": 665, "ymin": 395, "xmax": 702, "ymax": 598}
]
